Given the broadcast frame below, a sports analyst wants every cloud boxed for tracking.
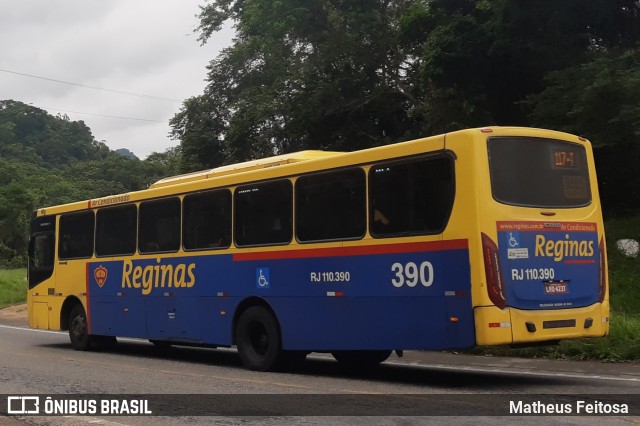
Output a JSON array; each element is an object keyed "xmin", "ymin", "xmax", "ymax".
[{"xmin": 0, "ymin": 0, "xmax": 233, "ymax": 158}]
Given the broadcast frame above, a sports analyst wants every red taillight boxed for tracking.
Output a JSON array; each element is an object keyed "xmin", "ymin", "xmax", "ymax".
[
  {"xmin": 598, "ymin": 237, "xmax": 607, "ymax": 302},
  {"xmin": 481, "ymin": 233, "xmax": 507, "ymax": 309}
]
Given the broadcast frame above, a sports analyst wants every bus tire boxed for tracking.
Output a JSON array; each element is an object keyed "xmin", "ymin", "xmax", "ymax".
[
  {"xmin": 68, "ymin": 304, "xmax": 91, "ymax": 351},
  {"xmin": 235, "ymin": 306, "xmax": 283, "ymax": 371},
  {"xmin": 331, "ymin": 350, "xmax": 392, "ymax": 368}
]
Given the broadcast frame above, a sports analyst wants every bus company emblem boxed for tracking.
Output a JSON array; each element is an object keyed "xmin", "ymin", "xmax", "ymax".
[{"xmin": 94, "ymin": 266, "xmax": 108, "ymax": 287}]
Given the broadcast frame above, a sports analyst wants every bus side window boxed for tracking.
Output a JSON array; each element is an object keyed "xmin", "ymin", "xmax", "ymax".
[
  {"xmin": 295, "ymin": 168, "xmax": 366, "ymax": 242},
  {"xmin": 28, "ymin": 215, "xmax": 56, "ymax": 288},
  {"xmin": 183, "ymin": 189, "xmax": 232, "ymax": 250},
  {"xmin": 370, "ymin": 155, "xmax": 454, "ymax": 237},
  {"xmin": 59, "ymin": 211, "xmax": 95, "ymax": 259},
  {"xmin": 235, "ymin": 180, "xmax": 292, "ymax": 247},
  {"xmin": 139, "ymin": 198, "xmax": 181, "ymax": 254},
  {"xmin": 95, "ymin": 205, "xmax": 137, "ymax": 256},
  {"xmin": 33, "ymin": 233, "xmax": 55, "ymax": 270}
]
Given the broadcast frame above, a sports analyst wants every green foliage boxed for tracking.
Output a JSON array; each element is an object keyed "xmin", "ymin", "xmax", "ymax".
[
  {"xmin": 0, "ymin": 100, "xmax": 111, "ymax": 166},
  {"xmin": 143, "ymin": 146, "xmax": 181, "ymax": 176},
  {"xmin": 0, "ymin": 269, "xmax": 26, "ymax": 307},
  {"xmin": 552, "ymin": 313, "xmax": 640, "ymax": 362},
  {"xmin": 0, "ymin": 100, "xmax": 175, "ymax": 267},
  {"xmin": 174, "ymin": 0, "xmax": 640, "ymax": 178},
  {"xmin": 602, "ymin": 216, "xmax": 640, "ymax": 315},
  {"xmin": 170, "ymin": 96, "xmax": 228, "ymax": 172},
  {"xmin": 525, "ymin": 49, "xmax": 640, "ymax": 149},
  {"xmin": 523, "ymin": 48, "xmax": 640, "ymax": 213},
  {"xmin": 176, "ymin": 0, "xmax": 431, "ymax": 169},
  {"xmin": 470, "ymin": 313, "xmax": 640, "ymax": 362}
]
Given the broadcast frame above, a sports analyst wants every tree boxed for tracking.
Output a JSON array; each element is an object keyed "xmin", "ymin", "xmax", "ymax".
[
  {"xmin": 0, "ymin": 181, "xmax": 37, "ymax": 266},
  {"xmin": 174, "ymin": 0, "xmax": 640, "ymax": 211},
  {"xmin": 172, "ymin": 0, "xmax": 429, "ymax": 169},
  {"xmin": 145, "ymin": 146, "xmax": 181, "ymax": 176},
  {"xmin": 175, "ymin": 0, "xmax": 640, "ymax": 169},
  {"xmin": 412, "ymin": 0, "xmax": 640, "ymax": 127},
  {"xmin": 0, "ymin": 100, "xmax": 177, "ymax": 266},
  {"xmin": 170, "ymin": 95, "xmax": 228, "ymax": 172},
  {"xmin": 524, "ymin": 48, "xmax": 640, "ymax": 212}
]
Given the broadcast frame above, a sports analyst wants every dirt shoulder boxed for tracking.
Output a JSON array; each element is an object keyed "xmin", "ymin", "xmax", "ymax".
[{"xmin": 0, "ymin": 303, "xmax": 28, "ymax": 326}]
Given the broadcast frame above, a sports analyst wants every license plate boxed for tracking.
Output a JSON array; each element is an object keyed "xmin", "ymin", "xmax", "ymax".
[{"xmin": 544, "ymin": 281, "xmax": 569, "ymax": 295}]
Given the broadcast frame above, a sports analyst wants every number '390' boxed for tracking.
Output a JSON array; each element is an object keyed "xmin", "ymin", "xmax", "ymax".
[{"xmin": 391, "ymin": 261, "xmax": 434, "ymax": 287}]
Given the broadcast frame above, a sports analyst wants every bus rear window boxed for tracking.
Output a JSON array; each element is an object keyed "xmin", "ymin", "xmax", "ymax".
[{"xmin": 488, "ymin": 137, "xmax": 591, "ymax": 208}]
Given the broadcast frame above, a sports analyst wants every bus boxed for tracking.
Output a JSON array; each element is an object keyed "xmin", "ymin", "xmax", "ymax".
[{"xmin": 27, "ymin": 127, "xmax": 609, "ymax": 371}]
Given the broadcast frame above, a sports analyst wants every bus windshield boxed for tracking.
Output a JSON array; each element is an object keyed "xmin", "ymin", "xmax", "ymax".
[{"xmin": 488, "ymin": 137, "xmax": 591, "ymax": 208}]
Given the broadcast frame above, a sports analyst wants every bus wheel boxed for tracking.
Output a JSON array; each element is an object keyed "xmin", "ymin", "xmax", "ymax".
[
  {"xmin": 68, "ymin": 304, "xmax": 91, "ymax": 351},
  {"xmin": 235, "ymin": 306, "xmax": 282, "ymax": 371},
  {"xmin": 331, "ymin": 350, "xmax": 392, "ymax": 368}
]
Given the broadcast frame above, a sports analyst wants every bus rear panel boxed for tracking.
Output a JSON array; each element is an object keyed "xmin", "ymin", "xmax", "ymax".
[{"xmin": 474, "ymin": 131, "xmax": 608, "ymax": 345}]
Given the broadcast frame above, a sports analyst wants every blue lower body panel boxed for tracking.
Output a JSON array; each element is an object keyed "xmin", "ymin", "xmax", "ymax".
[{"xmin": 86, "ymin": 240, "xmax": 475, "ymax": 351}]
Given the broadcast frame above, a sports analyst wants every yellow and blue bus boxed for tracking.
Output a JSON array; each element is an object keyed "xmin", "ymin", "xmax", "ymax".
[{"xmin": 27, "ymin": 127, "xmax": 609, "ymax": 371}]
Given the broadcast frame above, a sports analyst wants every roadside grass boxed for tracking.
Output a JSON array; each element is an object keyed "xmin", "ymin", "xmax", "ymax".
[
  {"xmin": 603, "ymin": 215, "xmax": 640, "ymax": 316},
  {"xmin": 469, "ymin": 312, "xmax": 640, "ymax": 362},
  {"xmin": 550, "ymin": 313, "xmax": 640, "ymax": 361},
  {"xmin": 557, "ymin": 214, "xmax": 640, "ymax": 361},
  {"xmin": 0, "ymin": 268, "xmax": 27, "ymax": 307}
]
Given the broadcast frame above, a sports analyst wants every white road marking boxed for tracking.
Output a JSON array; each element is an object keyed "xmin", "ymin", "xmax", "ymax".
[
  {"xmin": 384, "ymin": 359, "xmax": 640, "ymax": 383},
  {"xmin": 64, "ymin": 416, "xmax": 130, "ymax": 425},
  {"xmin": 0, "ymin": 323, "xmax": 64, "ymax": 335}
]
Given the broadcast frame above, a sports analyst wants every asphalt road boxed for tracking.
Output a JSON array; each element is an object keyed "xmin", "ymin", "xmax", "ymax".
[{"xmin": 0, "ymin": 306, "xmax": 639, "ymax": 425}]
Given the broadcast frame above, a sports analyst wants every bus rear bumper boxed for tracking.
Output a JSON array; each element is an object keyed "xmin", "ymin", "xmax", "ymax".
[{"xmin": 474, "ymin": 301, "xmax": 610, "ymax": 346}]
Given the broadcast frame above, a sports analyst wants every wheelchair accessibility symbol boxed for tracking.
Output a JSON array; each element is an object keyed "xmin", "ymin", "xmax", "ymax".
[
  {"xmin": 256, "ymin": 268, "xmax": 270, "ymax": 289},
  {"xmin": 508, "ymin": 232, "xmax": 520, "ymax": 248}
]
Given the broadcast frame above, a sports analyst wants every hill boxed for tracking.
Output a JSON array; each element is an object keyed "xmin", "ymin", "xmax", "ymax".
[{"xmin": 0, "ymin": 99, "xmax": 177, "ymax": 267}]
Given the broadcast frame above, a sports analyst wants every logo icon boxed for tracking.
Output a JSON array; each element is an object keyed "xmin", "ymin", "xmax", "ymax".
[
  {"xmin": 94, "ymin": 266, "xmax": 108, "ymax": 288},
  {"xmin": 7, "ymin": 396, "xmax": 40, "ymax": 414}
]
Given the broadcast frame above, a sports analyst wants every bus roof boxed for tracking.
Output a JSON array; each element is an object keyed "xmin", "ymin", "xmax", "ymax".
[{"xmin": 149, "ymin": 150, "xmax": 343, "ymax": 189}]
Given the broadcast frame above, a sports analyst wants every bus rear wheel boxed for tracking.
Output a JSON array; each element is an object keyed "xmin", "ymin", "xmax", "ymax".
[
  {"xmin": 68, "ymin": 304, "xmax": 91, "ymax": 351},
  {"xmin": 235, "ymin": 306, "xmax": 283, "ymax": 371},
  {"xmin": 331, "ymin": 350, "xmax": 392, "ymax": 368}
]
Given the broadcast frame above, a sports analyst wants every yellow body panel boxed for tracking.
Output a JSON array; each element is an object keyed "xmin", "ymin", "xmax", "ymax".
[
  {"xmin": 475, "ymin": 302, "xmax": 610, "ymax": 346},
  {"xmin": 30, "ymin": 301, "xmax": 49, "ymax": 329},
  {"xmin": 444, "ymin": 127, "xmax": 608, "ymax": 345}
]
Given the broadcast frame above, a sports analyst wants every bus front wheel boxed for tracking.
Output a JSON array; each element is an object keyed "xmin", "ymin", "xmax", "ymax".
[
  {"xmin": 68, "ymin": 304, "xmax": 91, "ymax": 351},
  {"xmin": 235, "ymin": 306, "xmax": 283, "ymax": 371}
]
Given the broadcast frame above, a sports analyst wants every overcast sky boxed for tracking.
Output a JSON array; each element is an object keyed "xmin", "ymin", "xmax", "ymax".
[{"xmin": 0, "ymin": 1, "xmax": 233, "ymax": 159}]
